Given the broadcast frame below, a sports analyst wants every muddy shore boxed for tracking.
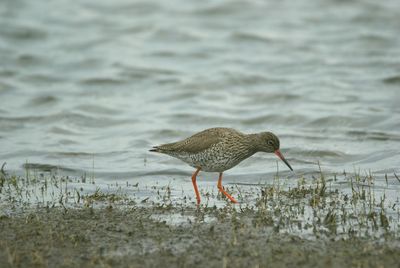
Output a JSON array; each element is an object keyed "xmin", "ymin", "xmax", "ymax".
[{"xmin": 1, "ymin": 205, "xmax": 399, "ymax": 268}]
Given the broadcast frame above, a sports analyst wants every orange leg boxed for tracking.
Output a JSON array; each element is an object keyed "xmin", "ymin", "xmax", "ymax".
[
  {"xmin": 217, "ymin": 173, "xmax": 238, "ymax": 204},
  {"xmin": 191, "ymin": 167, "xmax": 201, "ymax": 205}
]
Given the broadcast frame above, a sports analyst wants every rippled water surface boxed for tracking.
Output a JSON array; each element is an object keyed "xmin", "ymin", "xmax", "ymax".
[{"xmin": 1, "ymin": 0, "xmax": 400, "ymax": 195}]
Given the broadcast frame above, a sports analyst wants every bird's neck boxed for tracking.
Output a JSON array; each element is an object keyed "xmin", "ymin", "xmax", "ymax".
[{"xmin": 245, "ymin": 133, "xmax": 264, "ymax": 153}]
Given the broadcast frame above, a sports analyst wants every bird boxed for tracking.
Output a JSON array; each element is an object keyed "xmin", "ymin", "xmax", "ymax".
[{"xmin": 150, "ymin": 127, "xmax": 293, "ymax": 205}]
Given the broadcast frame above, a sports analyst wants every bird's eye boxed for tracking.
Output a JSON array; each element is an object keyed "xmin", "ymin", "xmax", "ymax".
[{"xmin": 268, "ymin": 140, "xmax": 274, "ymax": 146}]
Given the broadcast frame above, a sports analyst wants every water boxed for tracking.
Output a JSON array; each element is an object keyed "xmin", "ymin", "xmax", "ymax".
[{"xmin": 1, "ymin": 0, "xmax": 400, "ymax": 193}]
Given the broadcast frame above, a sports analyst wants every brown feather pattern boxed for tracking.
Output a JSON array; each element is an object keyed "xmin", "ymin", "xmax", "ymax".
[{"xmin": 150, "ymin": 127, "xmax": 281, "ymax": 172}]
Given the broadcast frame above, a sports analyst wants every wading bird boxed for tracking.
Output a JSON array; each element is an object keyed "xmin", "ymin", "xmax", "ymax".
[{"xmin": 150, "ymin": 127, "xmax": 293, "ymax": 204}]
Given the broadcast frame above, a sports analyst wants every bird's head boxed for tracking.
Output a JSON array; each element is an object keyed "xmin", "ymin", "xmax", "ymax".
[{"xmin": 259, "ymin": 132, "xmax": 293, "ymax": 171}]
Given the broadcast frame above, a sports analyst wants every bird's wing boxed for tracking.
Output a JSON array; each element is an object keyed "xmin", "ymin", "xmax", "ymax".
[{"xmin": 156, "ymin": 128, "xmax": 227, "ymax": 154}]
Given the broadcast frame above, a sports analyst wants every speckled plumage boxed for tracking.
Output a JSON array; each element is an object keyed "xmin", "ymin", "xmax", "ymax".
[
  {"xmin": 150, "ymin": 127, "xmax": 292, "ymax": 204},
  {"xmin": 151, "ymin": 128, "xmax": 282, "ymax": 171}
]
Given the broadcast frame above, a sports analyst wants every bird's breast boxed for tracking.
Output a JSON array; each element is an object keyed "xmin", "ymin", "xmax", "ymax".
[{"xmin": 171, "ymin": 143, "xmax": 254, "ymax": 172}]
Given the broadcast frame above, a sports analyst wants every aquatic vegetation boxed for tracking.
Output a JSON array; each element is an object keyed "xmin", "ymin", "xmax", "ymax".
[
  {"xmin": 1, "ymin": 163, "xmax": 400, "ymax": 267},
  {"xmin": 0, "ymin": 163, "xmax": 399, "ymax": 241}
]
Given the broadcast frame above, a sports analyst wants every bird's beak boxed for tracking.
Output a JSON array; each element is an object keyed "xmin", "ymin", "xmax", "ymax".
[{"xmin": 274, "ymin": 150, "xmax": 293, "ymax": 171}]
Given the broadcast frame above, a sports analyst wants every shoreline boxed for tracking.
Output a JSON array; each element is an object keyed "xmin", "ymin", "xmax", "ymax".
[
  {"xmin": 1, "ymin": 206, "xmax": 399, "ymax": 268},
  {"xmin": 1, "ymin": 169, "xmax": 400, "ymax": 267}
]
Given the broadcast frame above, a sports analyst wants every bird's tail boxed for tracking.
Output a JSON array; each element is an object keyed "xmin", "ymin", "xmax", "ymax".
[
  {"xmin": 149, "ymin": 146, "xmax": 161, "ymax": 153},
  {"xmin": 150, "ymin": 143, "xmax": 175, "ymax": 153}
]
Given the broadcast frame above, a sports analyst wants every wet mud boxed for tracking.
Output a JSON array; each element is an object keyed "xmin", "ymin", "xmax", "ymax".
[{"xmin": 1, "ymin": 205, "xmax": 399, "ymax": 268}]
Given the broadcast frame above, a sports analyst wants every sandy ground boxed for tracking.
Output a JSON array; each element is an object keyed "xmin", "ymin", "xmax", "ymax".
[{"xmin": 1, "ymin": 205, "xmax": 399, "ymax": 268}]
